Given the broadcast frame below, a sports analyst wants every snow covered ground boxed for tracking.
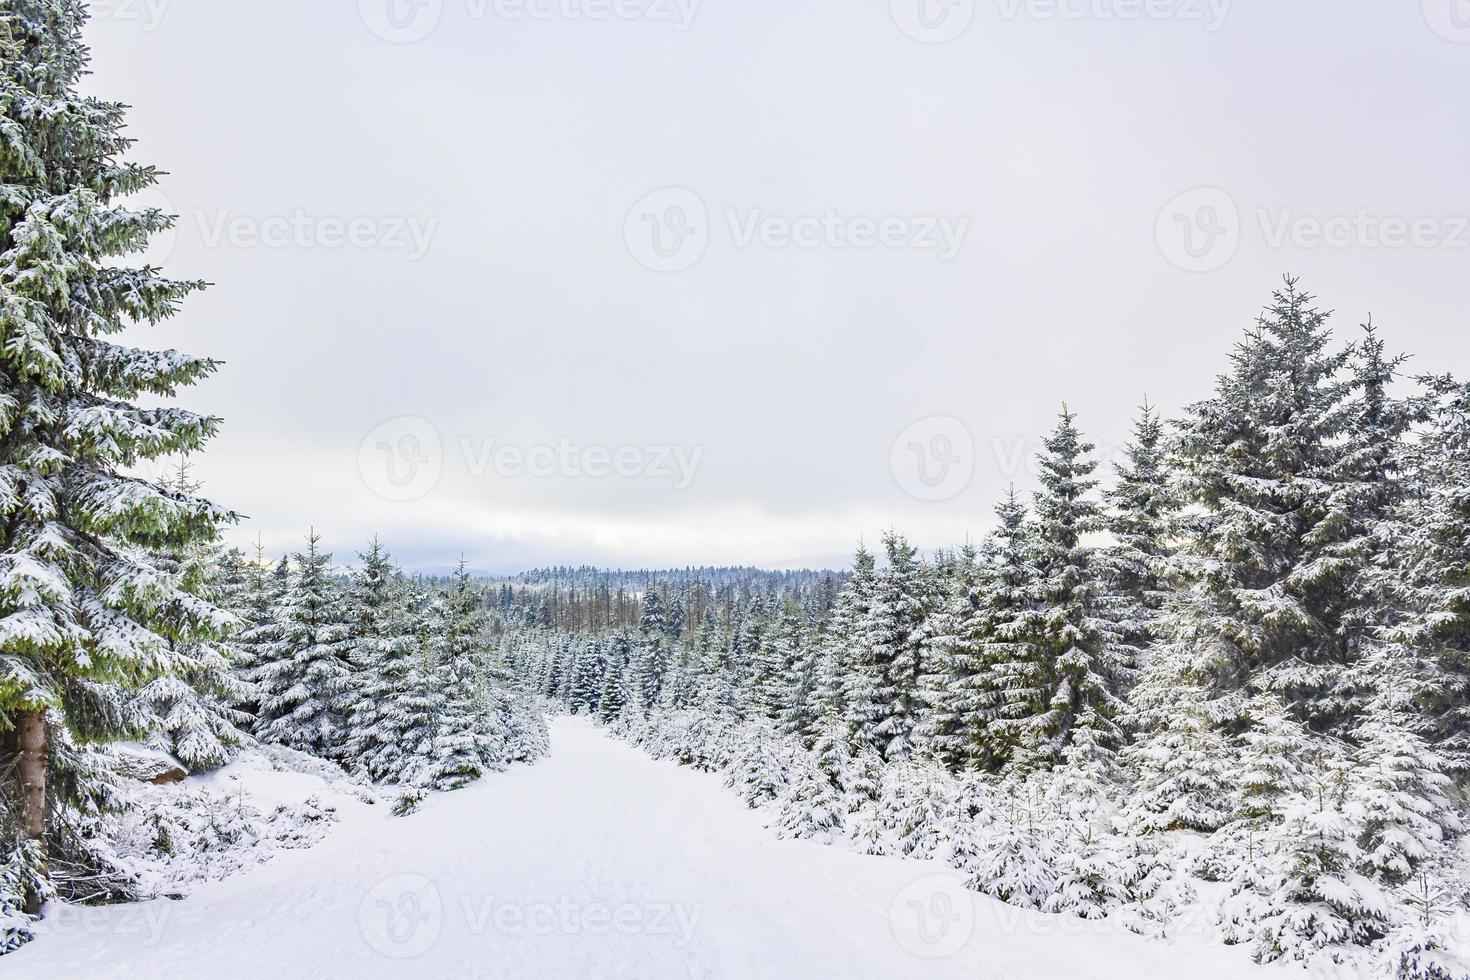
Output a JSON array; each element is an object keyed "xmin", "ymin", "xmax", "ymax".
[{"xmin": 11, "ymin": 716, "xmax": 1291, "ymax": 979}]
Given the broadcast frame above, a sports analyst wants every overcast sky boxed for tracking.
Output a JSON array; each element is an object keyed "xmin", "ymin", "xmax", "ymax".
[{"xmin": 86, "ymin": 0, "xmax": 1470, "ymax": 573}]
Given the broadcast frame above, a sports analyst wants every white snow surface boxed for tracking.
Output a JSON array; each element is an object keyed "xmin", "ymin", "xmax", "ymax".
[{"xmin": 11, "ymin": 716, "xmax": 1292, "ymax": 979}]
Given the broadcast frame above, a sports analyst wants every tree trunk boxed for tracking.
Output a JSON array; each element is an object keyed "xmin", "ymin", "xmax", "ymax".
[{"xmin": 14, "ymin": 709, "xmax": 47, "ymax": 914}]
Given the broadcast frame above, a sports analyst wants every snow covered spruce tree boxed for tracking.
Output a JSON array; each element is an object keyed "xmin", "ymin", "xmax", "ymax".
[
  {"xmin": 777, "ymin": 607, "xmax": 820, "ymax": 740},
  {"xmin": 631, "ymin": 586, "xmax": 671, "ymax": 710},
  {"xmin": 0, "ymin": 0, "xmax": 231, "ymax": 913},
  {"xmin": 598, "ymin": 632, "xmax": 632, "ymax": 722},
  {"xmin": 1164, "ymin": 279, "xmax": 1362, "ymax": 733},
  {"xmin": 974, "ymin": 487, "xmax": 1045, "ymax": 770},
  {"xmin": 1120, "ymin": 640, "xmax": 1232, "ymax": 835},
  {"xmin": 422, "ymin": 560, "xmax": 507, "ymax": 790},
  {"xmin": 819, "ymin": 541, "xmax": 874, "ymax": 736},
  {"xmin": 1015, "ymin": 407, "xmax": 1132, "ymax": 771},
  {"xmin": 250, "ymin": 531, "xmax": 352, "ymax": 757},
  {"xmin": 341, "ymin": 540, "xmax": 436, "ymax": 783},
  {"xmin": 569, "ymin": 637, "xmax": 608, "ymax": 715},
  {"xmin": 1103, "ymin": 401, "xmax": 1177, "ymax": 651},
  {"xmin": 860, "ymin": 531, "xmax": 931, "ymax": 761},
  {"xmin": 1379, "ymin": 375, "xmax": 1470, "ymax": 763},
  {"xmin": 1333, "ymin": 324, "xmax": 1419, "ymax": 663},
  {"xmin": 751, "ymin": 606, "xmax": 794, "ymax": 722},
  {"xmin": 225, "ymin": 534, "xmax": 278, "ymax": 707},
  {"xmin": 132, "ymin": 467, "xmax": 253, "ymax": 772},
  {"xmin": 914, "ymin": 541, "xmax": 990, "ymax": 770}
]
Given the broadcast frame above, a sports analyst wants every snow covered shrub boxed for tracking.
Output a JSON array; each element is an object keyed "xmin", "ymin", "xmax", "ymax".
[
  {"xmin": 865, "ymin": 762, "xmax": 913, "ymax": 839},
  {"xmin": 636, "ymin": 709, "xmax": 685, "ymax": 762},
  {"xmin": 1043, "ymin": 823, "xmax": 1129, "ymax": 920},
  {"xmin": 811, "ymin": 713, "xmax": 852, "ymax": 785},
  {"xmin": 138, "ymin": 665, "xmax": 255, "ymax": 775},
  {"xmin": 723, "ymin": 724, "xmax": 791, "ymax": 809},
  {"xmin": 1365, "ymin": 864, "xmax": 1470, "ymax": 980},
  {"xmin": 1351, "ymin": 715, "xmax": 1462, "ymax": 886},
  {"xmin": 643, "ymin": 710, "xmax": 722, "ymax": 771},
  {"xmin": 890, "ymin": 761, "xmax": 958, "ymax": 860},
  {"xmin": 773, "ymin": 755, "xmax": 844, "ymax": 840},
  {"xmin": 44, "ymin": 738, "xmax": 145, "ymax": 907},
  {"xmin": 1228, "ymin": 746, "xmax": 1392, "ymax": 965},
  {"xmin": 604, "ymin": 707, "xmax": 642, "ymax": 742},
  {"xmin": 1033, "ymin": 742, "xmax": 1131, "ymax": 919},
  {"xmin": 1120, "ymin": 682, "xmax": 1232, "ymax": 835},
  {"xmin": 839, "ymin": 747, "xmax": 883, "ymax": 814},
  {"xmin": 940, "ymin": 775, "xmax": 993, "ymax": 875},
  {"xmin": 103, "ymin": 780, "xmax": 337, "ymax": 895},
  {"xmin": 392, "ymin": 787, "xmax": 427, "ymax": 817},
  {"xmin": 691, "ymin": 714, "xmax": 741, "ymax": 772},
  {"xmin": 0, "ymin": 840, "xmax": 43, "ymax": 954},
  {"xmin": 846, "ymin": 800, "xmax": 897, "ymax": 856},
  {"xmin": 1376, "ymin": 926, "xmax": 1470, "ymax": 980},
  {"xmin": 673, "ymin": 712, "xmax": 719, "ymax": 769},
  {"xmin": 967, "ymin": 783, "xmax": 1057, "ymax": 910},
  {"xmin": 501, "ymin": 702, "xmax": 550, "ymax": 765},
  {"xmin": 1111, "ymin": 837, "xmax": 1200, "ymax": 939}
]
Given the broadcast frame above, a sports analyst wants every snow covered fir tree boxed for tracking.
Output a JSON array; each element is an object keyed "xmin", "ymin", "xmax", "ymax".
[{"xmin": 0, "ymin": 0, "xmax": 233, "ymax": 921}]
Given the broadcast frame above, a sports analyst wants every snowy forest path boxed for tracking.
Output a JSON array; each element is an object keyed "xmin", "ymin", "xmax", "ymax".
[{"xmin": 10, "ymin": 716, "xmax": 1271, "ymax": 979}]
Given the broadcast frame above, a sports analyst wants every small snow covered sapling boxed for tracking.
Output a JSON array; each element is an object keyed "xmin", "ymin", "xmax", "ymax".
[{"xmin": 392, "ymin": 788, "xmax": 427, "ymax": 817}]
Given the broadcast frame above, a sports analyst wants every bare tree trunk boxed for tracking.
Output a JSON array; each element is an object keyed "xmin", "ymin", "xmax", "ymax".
[{"xmin": 15, "ymin": 709, "xmax": 47, "ymax": 915}]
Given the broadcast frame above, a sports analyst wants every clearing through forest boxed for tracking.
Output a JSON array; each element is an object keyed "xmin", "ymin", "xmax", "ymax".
[{"xmin": 11, "ymin": 716, "xmax": 1279, "ymax": 979}]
